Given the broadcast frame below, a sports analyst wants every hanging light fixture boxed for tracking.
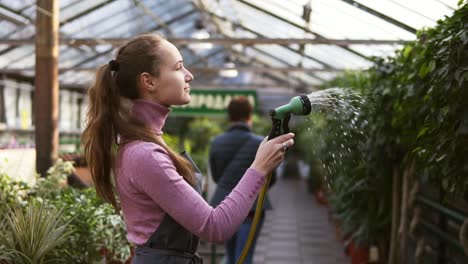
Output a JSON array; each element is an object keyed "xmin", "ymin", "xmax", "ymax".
[
  {"xmin": 219, "ymin": 56, "xmax": 238, "ymax": 78},
  {"xmin": 189, "ymin": 19, "xmax": 213, "ymax": 53}
]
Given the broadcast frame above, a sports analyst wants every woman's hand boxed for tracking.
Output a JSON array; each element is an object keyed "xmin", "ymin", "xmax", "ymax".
[{"xmin": 250, "ymin": 133, "xmax": 295, "ymax": 176}]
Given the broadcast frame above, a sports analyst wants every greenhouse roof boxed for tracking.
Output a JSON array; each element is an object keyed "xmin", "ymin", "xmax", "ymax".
[{"xmin": 0, "ymin": 0, "xmax": 460, "ymax": 110}]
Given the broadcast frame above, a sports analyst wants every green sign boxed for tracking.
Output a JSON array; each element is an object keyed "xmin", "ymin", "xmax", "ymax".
[{"xmin": 172, "ymin": 89, "xmax": 257, "ymax": 116}]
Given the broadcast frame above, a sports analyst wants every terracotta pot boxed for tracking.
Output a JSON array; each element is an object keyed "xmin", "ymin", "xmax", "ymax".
[
  {"xmin": 314, "ymin": 189, "xmax": 328, "ymax": 205},
  {"xmin": 348, "ymin": 240, "xmax": 369, "ymax": 264}
]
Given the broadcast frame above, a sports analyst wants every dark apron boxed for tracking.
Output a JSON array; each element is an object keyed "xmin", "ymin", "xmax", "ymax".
[{"xmin": 132, "ymin": 152, "xmax": 204, "ymax": 264}]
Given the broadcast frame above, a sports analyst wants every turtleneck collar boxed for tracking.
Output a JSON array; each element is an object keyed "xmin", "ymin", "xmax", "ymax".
[{"xmin": 132, "ymin": 99, "xmax": 171, "ymax": 136}]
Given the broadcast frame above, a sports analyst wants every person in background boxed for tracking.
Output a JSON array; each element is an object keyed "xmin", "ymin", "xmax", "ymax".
[
  {"xmin": 81, "ymin": 34, "xmax": 294, "ymax": 264},
  {"xmin": 209, "ymin": 97, "xmax": 277, "ymax": 264}
]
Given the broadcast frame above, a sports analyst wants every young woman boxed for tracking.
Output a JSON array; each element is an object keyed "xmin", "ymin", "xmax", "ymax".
[{"xmin": 81, "ymin": 34, "xmax": 294, "ymax": 264}]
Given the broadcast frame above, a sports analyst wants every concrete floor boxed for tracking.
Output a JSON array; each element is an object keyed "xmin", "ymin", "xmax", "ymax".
[{"xmin": 252, "ymin": 178, "xmax": 348, "ymax": 264}]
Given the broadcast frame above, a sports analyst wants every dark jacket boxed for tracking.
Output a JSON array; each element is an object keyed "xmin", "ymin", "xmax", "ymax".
[{"xmin": 209, "ymin": 123, "xmax": 275, "ymax": 212}]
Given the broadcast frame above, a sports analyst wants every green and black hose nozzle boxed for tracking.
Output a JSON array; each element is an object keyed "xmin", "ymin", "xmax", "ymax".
[
  {"xmin": 268, "ymin": 94, "xmax": 312, "ymax": 140},
  {"xmin": 236, "ymin": 94, "xmax": 312, "ymax": 264}
]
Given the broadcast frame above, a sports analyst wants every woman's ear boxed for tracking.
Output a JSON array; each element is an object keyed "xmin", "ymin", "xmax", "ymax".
[{"xmin": 139, "ymin": 72, "xmax": 157, "ymax": 93}]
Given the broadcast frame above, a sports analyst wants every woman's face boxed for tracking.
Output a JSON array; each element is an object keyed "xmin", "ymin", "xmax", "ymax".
[{"xmin": 150, "ymin": 40, "xmax": 194, "ymax": 107}]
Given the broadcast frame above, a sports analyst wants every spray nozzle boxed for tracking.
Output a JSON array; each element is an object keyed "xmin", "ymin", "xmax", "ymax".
[
  {"xmin": 268, "ymin": 94, "xmax": 312, "ymax": 140},
  {"xmin": 270, "ymin": 94, "xmax": 312, "ymax": 120}
]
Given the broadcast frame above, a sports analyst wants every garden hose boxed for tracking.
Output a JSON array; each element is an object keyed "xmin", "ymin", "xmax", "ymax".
[
  {"xmin": 235, "ymin": 94, "xmax": 312, "ymax": 264},
  {"xmin": 235, "ymin": 173, "xmax": 272, "ymax": 264}
]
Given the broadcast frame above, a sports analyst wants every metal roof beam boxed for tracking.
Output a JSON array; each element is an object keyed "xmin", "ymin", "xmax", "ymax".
[
  {"xmin": 189, "ymin": 67, "xmax": 345, "ymax": 73},
  {"xmin": 0, "ymin": 45, "xmax": 20, "ymax": 56},
  {"xmin": 0, "ymin": 4, "xmax": 32, "ymax": 26},
  {"xmin": 339, "ymin": 0, "xmax": 417, "ymax": 34},
  {"xmin": 190, "ymin": 83, "xmax": 295, "ymax": 91},
  {"xmin": 0, "ymin": 37, "xmax": 408, "ymax": 46},
  {"xmin": 2, "ymin": 66, "xmax": 345, "ymax": 74}
]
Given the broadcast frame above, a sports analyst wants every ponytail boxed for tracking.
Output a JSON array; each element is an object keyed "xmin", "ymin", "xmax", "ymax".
[{"xmin": 82, "ymin": 64, "xmax": 120, "ymax": 209}]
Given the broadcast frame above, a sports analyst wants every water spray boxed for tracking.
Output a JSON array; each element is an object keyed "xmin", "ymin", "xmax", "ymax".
[{"xmin": 236, "ymin": 94, "xmax": 312, "ymax": 264}]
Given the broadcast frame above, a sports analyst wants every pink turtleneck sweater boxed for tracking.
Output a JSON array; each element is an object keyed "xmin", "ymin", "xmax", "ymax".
[{"xmin": 115, "ymin": 99, "xmax": 266, "ymax": 245}]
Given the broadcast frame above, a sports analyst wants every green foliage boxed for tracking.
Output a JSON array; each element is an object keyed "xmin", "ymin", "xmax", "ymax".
[
  {"xmin": 0, "ymin": 160, "xmax": 131, "ymax": 263},
  {"xmin": 163, "ymin": 117, "xmax": 224, "ymax": 173},
  {"xmin": 0, "ymin": 174, "xmax": 29, "ymax": 216},
  {"xmin": 370, "ymin": 2, "xmax": 468, "ymax": 195},
  {"xmin": 185, "ymin": 117, "xmax": 223, "ymax": 173},
  {"xmin": 252, "ymin": 114, "xmax": 272, "ymax": 136},
  {"xmin": 30, "ymin": 159, "xmax": 73, "ymax": 197},
  {"xmin": 0, "ymin": 202, "xmax": 72, "ymax": 264},
  {"xmin": 41, "ymin": 188, "xmax": 130, "ymax": 263},
  {"xmin": 296, "ymin": 2, "xmax": 468, "ymax": 246}
]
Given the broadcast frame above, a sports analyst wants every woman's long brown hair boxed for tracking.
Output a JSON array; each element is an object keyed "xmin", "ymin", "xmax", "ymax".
[{"xmin": 81, "ymin": 34, "xmax": 195, "ymax": 209}]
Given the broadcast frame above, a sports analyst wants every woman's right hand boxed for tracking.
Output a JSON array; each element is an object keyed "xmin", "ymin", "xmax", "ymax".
[{"xmin": 250, "ymin": 133, "xmax": 295, "ymax": 176}]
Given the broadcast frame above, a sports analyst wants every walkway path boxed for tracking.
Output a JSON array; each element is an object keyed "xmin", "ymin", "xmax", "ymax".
[{"xmin": 252, "ymin": 178, "xmax": 349, "ymax": 264}]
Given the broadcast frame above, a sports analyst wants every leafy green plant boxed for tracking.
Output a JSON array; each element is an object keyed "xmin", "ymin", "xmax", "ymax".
[
  {"xmin": 0, "ymin": 173, "xmax": 29, "ymax": 217},
  {"xmin": 0, "ymin": 202, "xmax": 72, "ymax": 264},
  {"xmin": 0, "ymin": 160, "xmax": 132, "ymax": 263},
  {"xmin": 296, "ymin": 2, "xmax": 468, "ymax": 254},
  {"xmin": 30, "ymin": 159, "xmax": 73, "ymax": 198}
]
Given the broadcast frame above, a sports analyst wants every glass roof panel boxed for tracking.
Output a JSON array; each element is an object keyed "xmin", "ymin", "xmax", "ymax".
[
  {"xmin": 59, "ymin": 70, "xmax": 94, "ymax": 86},
  {"xmin": 436, "ymin": 0, "xmax": 461, "ymax": 9},
  {"xmin": 60, "ymin": 0, "xmax": 112, "ymax": 23},
  {"xmin": 232, "ymin": 1, "xmax": 307, "ymax": 38},
  {"xmin": 3, "ymin": 24, "xmax": 34, "ymax": 39},
  {"xmin": 0, "ymin": 0, "xmax": 33, "ymax": 11},
  {"xmin": 309, "ymin": 0, "xmax": 416, "ymax": 40},
  {"xmin": 59, "ymin": 46, "xmax": 99, "ymax": 68},
  {"xmin": 60, "ymin": 0, "xmax": 83, "ymax": 11},
  {"xmin": 257, "ymin": 73, "xmax": 300, "ymax": 87},
  {"xmin": 305, "ymin": 45, "xmax": 372, "ymax": 69},
  {"xmin": 60, "ymin": 1, "xmax": 136, "ymax": 36},
  {"xmin": 18, "ymin": 3, "xmax": 35, "ymax": 20},
  {"xmin": 242, "ymin": 0, "xmax": 308, "ymax": 29},
  {"xmin": 290, "ymin": 72, "xmax": 323, "ymax": 86},
  {"xmin": 255, "ymin": 45, "xmax": 325, "ymax": 69},
  {"xmin": 0, "ymin": 45, "xmax": 33, "ymax": 68},
  {"xmin": 353, "ymin": 0, "xmax": 458, "ymax": 29},
  {"xmin": 157, "ymin": 8, "xmax": 199, "ymax": 36},
  {"xmin": 237, "ymin": 0, "xmax": 415, "ymax": 40},
  {"xmin": 313, "ymin": 72, "xmax": 340, "ymax": 81},
  {"xmin": 206, "ymin": 50, "xmax": 229, "ymax": 66},
  {"xmin": 349, "ymin": 44, "xmax": 403, "ymax": 58},
  {"xmin": 0, "ymin": 20, "xmax": 17, "ymax": 37},
  {"xmin": 0, "ymin": 0, "xmax": 464, "ymax": 89},
  {"xmin": 244, "ymin": 48, "xmax": 284, "ymax": 68},
  {"xmin": 100, "ymin": 16, "xmax": 155, "ymax": 38}
]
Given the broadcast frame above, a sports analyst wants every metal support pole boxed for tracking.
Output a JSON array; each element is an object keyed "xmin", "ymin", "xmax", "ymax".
[{"xmin": 35, "ymin": 0, "xmax": 59, "ymax": 176}]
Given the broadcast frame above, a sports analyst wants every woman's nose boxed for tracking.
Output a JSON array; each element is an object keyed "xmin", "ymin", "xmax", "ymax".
[{"xmin": 185, "ymin": 69, "xmax": 194, "ymax": 82}]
